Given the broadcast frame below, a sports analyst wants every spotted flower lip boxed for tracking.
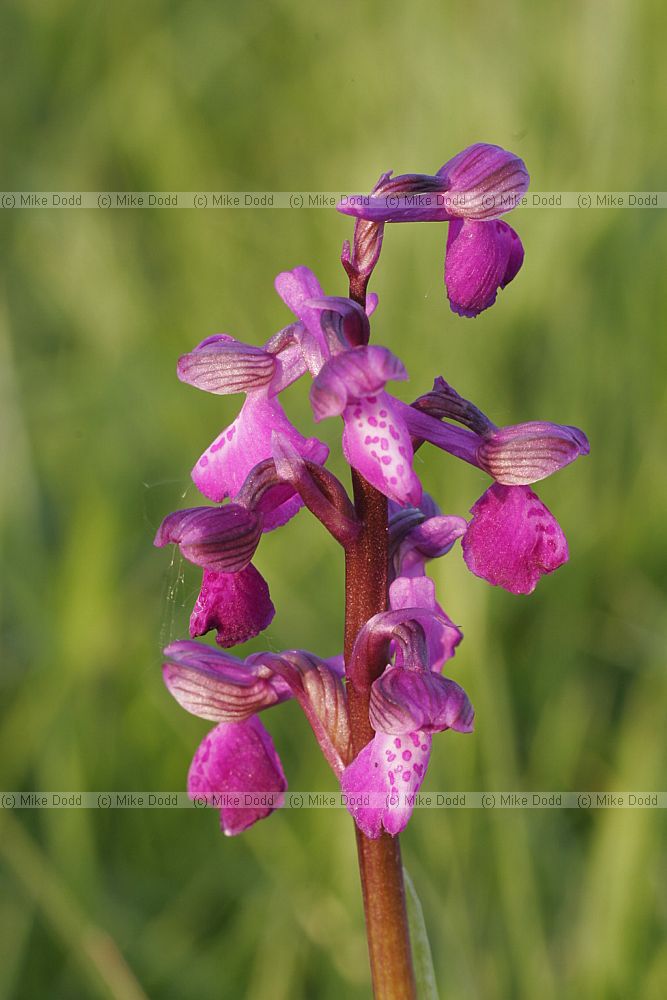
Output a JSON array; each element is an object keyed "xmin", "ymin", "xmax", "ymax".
[
  {"xmin": 341, "ymin": 606, "xmax": 474, "ymax": 839},
  {"xmin": 154, "ymin": 504, "xmax": 262, "ymax": 574},
  {"xmin": 192, "ymin": 390, "xmax": 329, "ymax": 523},
  {"xmin": 341, "ymin": 730, "xmax": 434, "ymax": 838},
  {"xmin": 462, "ymin": 483, "xmax": 569, "ymax": 594}
]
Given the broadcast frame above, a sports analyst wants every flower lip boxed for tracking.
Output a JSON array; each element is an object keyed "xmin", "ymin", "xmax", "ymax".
[
  {"xmin": 462, "ymin": 483, "xmax": 569, "ymax": 594},
  {"xmin": 445, "ymin": 219, "xmax": 525, "ymax": 318},
  {"xmin": 187, "ymin": 718, "xmax": 287, "ymax": 836},
  {"xmin": 189, "ymin": 565, "xmax": 275, "ymax": 648}
]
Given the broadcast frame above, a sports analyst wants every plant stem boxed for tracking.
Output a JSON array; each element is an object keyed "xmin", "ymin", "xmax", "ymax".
[{"xmin": 344, "ymin": 469, "xmax": 417, "ymax": 1000}]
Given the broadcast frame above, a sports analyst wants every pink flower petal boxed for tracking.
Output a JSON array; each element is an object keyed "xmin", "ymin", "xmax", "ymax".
[
  {"xmin": 342, "ymin": 391, "xmax": 421, "ymax": 506},
  {"xmin": 188, "ymin": 717, "xmax": 287, "ymax": 836},
  {"xmin": 389, "ymin": 576, "xmax": 462, "ymax": 670},
  {"xmin": 192, "ymin": 390, "xmax": 328, "ymax": 528},
  {"xmin": 462, "ymin": 484, "xmax": 569, "ymax": 594},
  {"xmin": 444, "ymin": 219, "xmax": 524, "ymax": 318},
  {"xmin": 341, "ymin": 730, "xmax": 432, "ymax": 838},
  {"xmin": 190, "ymin": 565, "xmax": 275, "ymax": 647},
  {"xmin": 437, "ymin": 143, "xmax": 530, "ymax": 220}
]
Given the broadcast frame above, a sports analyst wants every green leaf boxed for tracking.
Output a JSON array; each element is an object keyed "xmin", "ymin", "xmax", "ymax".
[{"xmin": 404, "ymin": 867, "xmax": 439, "ymax": 999}]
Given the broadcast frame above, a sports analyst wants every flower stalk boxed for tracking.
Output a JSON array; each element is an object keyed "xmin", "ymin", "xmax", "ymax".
[{"xmin": 343, "ymin": 275, "xmax": 416, "ymax": 997}]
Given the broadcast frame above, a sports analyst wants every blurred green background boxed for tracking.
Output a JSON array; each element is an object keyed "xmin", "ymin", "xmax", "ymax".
[{"xmin": 2, "ymin": 0, "xmax": 666, "ymax": 997}]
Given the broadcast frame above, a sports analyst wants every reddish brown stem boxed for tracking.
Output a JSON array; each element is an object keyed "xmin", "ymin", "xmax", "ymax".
[{"xmin": 344, "ymin": 468, "xmax": 416, "ymax": 1000}]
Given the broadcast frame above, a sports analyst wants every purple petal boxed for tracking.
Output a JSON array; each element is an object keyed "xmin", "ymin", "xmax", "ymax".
[
  {"xmin": 188, "ymin": 718, "xmax": 287, "ymax": 836},
  {"xmin": 389, "ymin": 576, "xmax": 462, "ymax": 669},
  {"xmin": 162, "ymin": 640, "xmax": 286, "ymax": 722},
  {"xmin": 274, "ymin": 266, "xmax": 328, "ymax": 362},
  {"xmin": 462, "ymin": 484, "xmax": 569, "ymax": 594},
  {"xmin": 477, "ymin": 422, "xmax": 590, "ymax": 485},
  {"xmin": 192, "ymin": 390, "xmax": 328, "ymax": 528},
  {"xmin": 340, "ymin": 730, "xmax": 433, "ymax": 838},
  {"xmin": 396, "ymin": 400, "xmax": 481, "ymax": 466},
  {"xmin": 306, "ymin": 296, "xmax": 370, "ymax": 351},
  {"xmin": 411, "ymin": 376, "xmax": 494, "ymax": 436},
  {"xmin": 154, "ymin": 505, "xmax": 262, "ymax": 573},
  {"xmin": 310, "ymin": 346, "xmax": 408, "ymax": 421},
  {"xmin": 263, "ymin": 324, "xmax": 310, "ymax": 393},
  {"xmin": 177, "ymin": 335, "xmax": 277, "ymax": 395},
  {"xmin": 445, "ymin": 219, "xmax": 524, "ymax": 318},
  {"xmin": 369, "ymin": 664, "xmax": 474, "ymax": 735},
  {"xmin": 337, "ymin": 174, "xmax": 451, "ymax": 224},
  {"xmin": 234, "ymin": 459, "xmax": 300, "ymax": 523},
  {"xmin": 395, "ymin": 515, "xmax": 468, "ymax": 576},
  {"xmin": 190, "ymin": 565, "xmax": 275, "ymax": 647},
  {"xmin": 342, "ymin": 391, "xmax": 422, "ymax": 506},
  {"xmin": 437, "ymin": 143, "xmax": 530, "ymax": 220}
]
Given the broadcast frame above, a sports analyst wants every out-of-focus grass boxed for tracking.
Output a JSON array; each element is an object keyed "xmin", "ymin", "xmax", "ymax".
[{"xmin": 1, "ymin": 1, "xmax": 667, "ymax": 997}]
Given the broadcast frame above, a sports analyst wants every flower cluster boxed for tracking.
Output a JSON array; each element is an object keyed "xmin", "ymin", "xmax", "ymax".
[{"xmin": 155, "ymin": 143, "xmax": 588, "ymax": 837}]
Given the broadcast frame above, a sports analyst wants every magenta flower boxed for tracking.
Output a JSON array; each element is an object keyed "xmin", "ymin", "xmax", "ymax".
[
  {"xmin": 154, "ymin": 501, "xmax": 276, "ymax": 646},
  {"xmin": 338, "ymin": 143, "xmax": 529, "ymax": 316},
  {"xmin": 341, "ymin": 611, "xmax": 473, "ymax": 837},
  {"xmin": 401, "ymin": 378, "xmax": 588, "ymax": 593},
  {"xmin": 275, "ymin": 266, "xmax": 422, "ymax": 505},
  {"xmin": 163, "ymin": 640, "xmax": 349, "ymax": 833}
]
